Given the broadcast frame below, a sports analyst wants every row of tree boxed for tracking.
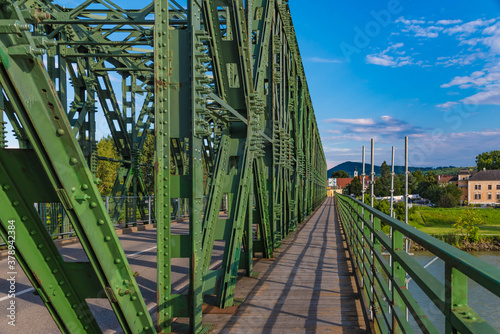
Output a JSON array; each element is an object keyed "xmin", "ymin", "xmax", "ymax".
[
  {"xmin": 96, "ymin": 135, "xmax": 155, "ymax": 196},
  {"xmin": 342, "ymin": 161, "xmax": 462, "ymax": 207}
]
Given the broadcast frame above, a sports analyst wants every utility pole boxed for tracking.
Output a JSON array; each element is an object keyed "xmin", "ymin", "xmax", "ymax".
[
  {"xmin": 362, "ymin": 146, "xmax": 366, "ymax": 203},
  {"xmin": 371, "ymin": 139, "xmax": 375, "ymax": 209},
  {"xmin": 390, "ymin": 146, "xmax": 395, "ymax": 218}
]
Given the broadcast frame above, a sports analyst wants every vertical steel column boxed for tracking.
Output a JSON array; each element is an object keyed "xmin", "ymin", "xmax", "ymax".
[
  {"xmin": 154, "ymin": 0, "xmax": 171, "ymax": 331},
  {"xmin": 188, "ymin": 0, "xmax": 205, "ymax": 330}
]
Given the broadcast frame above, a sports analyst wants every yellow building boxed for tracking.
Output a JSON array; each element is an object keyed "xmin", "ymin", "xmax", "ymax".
[{"xmin": 467, "ymin": 170, "xmax": 500, "ymax": 205}]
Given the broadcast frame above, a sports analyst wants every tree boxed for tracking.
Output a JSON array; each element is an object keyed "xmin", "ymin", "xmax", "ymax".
[
  {"xmin": 417, "ymin": 171, "xmax": 440, "ymax": 203},
  {"xmin": 394, "ymin": 174, "xmax": 405, "ymax": 196},
  {"xmin": 438, "ymin": 193, "xmax": 457, "ymax": 208},
  {"xmin": 347, "ymin": 176, "xmax": 362, "ymax": 196},
  {"xmin": 441, "ymin": 183, "xmax": 462, "ymax": 207},
  {"xmin": 96, "ymin": 136, "xmax": 120, "ymax": 196},
  {"xmin": 375, "ymin": 199, "xmax": 390, "ymax": 215},
  {"xmin": 380, "ymin": 161, "xmax": 391, "ymax": 179},
  {"xmin": 412, "ymin": 169, "xmax": 424, "ymax": 184},
  {"xmin": 476, "ymin": 150, "xmax": 500, "ymax": 170},
  {"xmin": 331, "ymin": 170, "xmax": 349, "ymax": 178},
  {"xmin": 139, "ymin": 133, "xmax": 155, "ymax": 195},
  {"xmin": 453, "ymin": 209, "xmax": 483, "ymax": 242},
  {"xmin": 422, "ymin": 183, "xmax": 442, "ymax": 204},
  {"xmin": 374, "ymin": 177, "xmax": 389, "ymax": 197}
]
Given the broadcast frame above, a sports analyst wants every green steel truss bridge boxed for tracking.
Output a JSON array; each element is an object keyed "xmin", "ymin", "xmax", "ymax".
[
  {"xmin": 0, "ymin": 0, "xmax": 326, "ymax": 333},
  {"xmin": 1, "ymin": 1, "xmax": 499, "ymax": 334}
]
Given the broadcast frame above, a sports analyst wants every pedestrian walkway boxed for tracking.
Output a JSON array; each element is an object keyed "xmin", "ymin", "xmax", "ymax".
[{"xmin": 204, "ymin": 197, "xmax": 368, "ymax": 333}]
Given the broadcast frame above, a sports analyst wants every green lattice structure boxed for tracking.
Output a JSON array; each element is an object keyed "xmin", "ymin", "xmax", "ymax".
[{"xmin": 0, "ymin": 1, "xmax": 327, "ymax": 333}]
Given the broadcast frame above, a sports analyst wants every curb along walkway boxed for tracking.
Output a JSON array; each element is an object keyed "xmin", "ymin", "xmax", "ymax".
[{"xmin": 205, "ymin": 197, "xmax": 367, "ymax": 333}]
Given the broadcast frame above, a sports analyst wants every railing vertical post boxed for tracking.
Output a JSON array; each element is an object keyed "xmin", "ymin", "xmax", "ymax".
[
  {"xmin": 392, "ymin": 228, "xmax": 405, "ymax": 333},
  {"xmin": 373, "ymin": 216, "xmax": 382, "ymax": 328},
  {"xmin": 445, "ymin": 265, "xmax": 467, "ymax": 334}
]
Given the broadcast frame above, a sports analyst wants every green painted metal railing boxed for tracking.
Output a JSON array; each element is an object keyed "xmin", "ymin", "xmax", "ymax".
[{"xmin": 336, "ymin": 193, "xmax": 500, "ymax": 334}]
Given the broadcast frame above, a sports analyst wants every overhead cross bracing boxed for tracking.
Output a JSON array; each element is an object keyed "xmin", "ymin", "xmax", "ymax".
[{"xmin": 0, "ymin": 0, "xmax": 327, "ymax": 333}]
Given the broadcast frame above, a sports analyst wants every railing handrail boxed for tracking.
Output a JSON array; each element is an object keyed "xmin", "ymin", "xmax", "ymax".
[
  {"xmin": 336, "ymin": 193, "xmax": 500, "ymax": 333},
  {"xmin": 337, "ymin": 193, "xmax": 500, "ymax": 295}
]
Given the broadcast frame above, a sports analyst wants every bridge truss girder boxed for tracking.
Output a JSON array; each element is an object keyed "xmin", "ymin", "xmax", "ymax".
[{"xmin": 0, "ymin": 0, "xmax": 327, "ymax": 333}]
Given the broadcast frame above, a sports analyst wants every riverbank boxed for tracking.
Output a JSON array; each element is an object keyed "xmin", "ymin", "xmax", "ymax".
[{"xmin": 411, "ymin": 237, "xmax": 500, "ymax": 252}]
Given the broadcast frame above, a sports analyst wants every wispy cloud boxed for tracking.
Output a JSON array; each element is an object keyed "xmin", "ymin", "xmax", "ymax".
[
  {"xmin": 435, "ymin": 52, "xmax": 486, "ymax": 67},
  {"xmin": 433, "ymin": 17, "xmax": 500, "ymax": 107},
  {"xmin": 396, "ymin": 16, "xmax": 444, "ymax": 38},
  {"xmin": 444, "ymin": 18, "xmax": 495, "ymax": 36},
  {"xmin": 365, "ymin": 43, "xmax": 415, "ymax": 67},
  {"xmin": 436, "ymin": 101, "xmax": 459, "ymax": 109},
  {"xmin": 366, "ymin": 54, "xmax": 398, "ymax": 67},
  {"xmin": 436, "ymin": 19, "xmax": 463, "ymax": 25},
  {"xmin": 325, "ymin": 118, "xmax": 376, "ymax": 125},
  {"xmin": 307, "ymin": 57, "xmax": 342, "ymax": 64},
  {"xmin": 324, "ymin": 116, "xmax": 425, "ymax": 142}
]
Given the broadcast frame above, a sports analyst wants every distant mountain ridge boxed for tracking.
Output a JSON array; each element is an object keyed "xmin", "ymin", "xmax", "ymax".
[{"xmin": 328, "ymin": 161, "xmax": 463, "ymax": 178}]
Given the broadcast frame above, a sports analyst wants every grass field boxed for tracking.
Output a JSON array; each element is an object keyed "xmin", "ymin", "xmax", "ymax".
[{"xmin": 409, "ymin": 206, "xmax": 500, "ymax": 236}]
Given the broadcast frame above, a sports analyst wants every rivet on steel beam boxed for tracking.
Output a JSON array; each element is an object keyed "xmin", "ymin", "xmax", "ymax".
[
  {"xmin": 45, "ymin": 257, "xmax": 51, "ymax": 261},
  {"xmin": 70, "ymin": 157, "xmax": 78, "ymax": 165},
  {"xmin": 82, "ymin": 184, "xmax": 89, "ymax": 190},
  {"xmin": 105, "ymin": 236, "xmax": 111, "ymax": 241},
  {"xmin": 22, "ymin": 216, "xmax": 27, "ymax": 221},
  {"xmin": 30, "ymin": 230, "xmax": 36, "ymax": 235},
  {"xmin": 90, "ymin": 202, "xmax": 97, "ymax": 208},
  {"xmin": 114, "ymin": 259, "xmax": 122, "ymax": 264},
  {"xmin": 37, "ymin": 244, "xmax": 43, "ymax": 249},
  {"xmin": 12, "ymin": 200, "xmax": 19, "ymax": 206},
  {"xmin": 3, "ymin": 185, "xmax": 10, "ymax": 190},
  {"xmin": 56, "ymin": 129, "xmax": 65, "ymax": 136},
  {"xmin": 137, "ymin": 312, "xmax": 144, "ymax": 316},
  {"xmin": 98, "ymin": 219, "xmax": 105, "ymax": 225},
  {"xmin": 52, "ymin": 269, "xmax": 58, "ymax": 274}
]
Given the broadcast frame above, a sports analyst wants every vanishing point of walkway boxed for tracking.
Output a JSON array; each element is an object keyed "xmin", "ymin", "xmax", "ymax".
[{"xmin": 205, "ymin": 197, "xmax": 368, "ymax": 333}]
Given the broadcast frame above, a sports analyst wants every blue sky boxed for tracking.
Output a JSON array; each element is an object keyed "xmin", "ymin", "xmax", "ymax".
[
  {"xmin": 289, "ymin": 0, "xmax": 500, "ymax": 169},
  {"xmin": 4, "ymin": 0, "xmax": 499, "ymax": 170}
]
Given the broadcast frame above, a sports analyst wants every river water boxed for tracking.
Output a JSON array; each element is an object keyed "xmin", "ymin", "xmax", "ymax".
[{"xmin": 407, "ymin": 251, "xmax": 500, "ymax": 333}]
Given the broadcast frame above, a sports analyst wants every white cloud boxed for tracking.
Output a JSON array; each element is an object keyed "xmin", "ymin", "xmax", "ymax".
[
  {"xmin": 325, "ymin": 118, "xmax": 376, "ymax": 125},
  {"xmin": 462, "ymin": 88, "xmax": 500, "ymax": 105},
  {"xmin": 436, "ymin": 101, "xmax": 459, "ymax": 108},
  {"xmin": 436, "ymin": 52, "xmax": 485, "ymax": 67},
  {"xmin": 366, "ymin": 54, "xmax": 397, "ymax": 67},
  {"xmin": 436, "ymin": 19, "xmax": 463, "ymax": 25},
  {"xmin": 396, "ymin": 17, "xmax": 444, "ymax": 38},
  {"xmin": 308, "ymin": 57, "xmax": 342, "ymax": 64},
  {"xmin": 366, "ymin": 43, "xmax": 415, "ymax": 67},
  {"xmin": 323, "ymin": 147, "xmax": 352, "ymax": 153},
  {"xmin": 444, "ymin": 18, "xmax": 496, "ymax": 36},
  {"xmin": 388, "ymin": 42, "xmax": 404, "ymax": 51}
]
